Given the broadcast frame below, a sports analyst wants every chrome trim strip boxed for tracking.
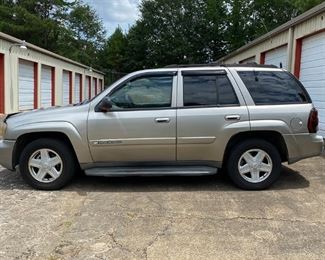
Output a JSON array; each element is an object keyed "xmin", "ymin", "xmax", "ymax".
[
  {"xmin": 90, "ymin": 137, "xmax": 176, "ymax": 146},
  {"xmin": 178, "ymin": 136, "xmax": 216, "ymax": 144}
]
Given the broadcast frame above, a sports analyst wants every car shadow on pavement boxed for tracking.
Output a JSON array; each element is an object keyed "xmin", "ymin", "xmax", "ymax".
[{"xmin": 0, "ymin": 165, "xmax": 309, "ymax": 192}]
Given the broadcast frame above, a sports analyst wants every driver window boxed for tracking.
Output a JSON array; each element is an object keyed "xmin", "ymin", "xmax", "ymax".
[{"xmin": 109, "ymin": 76, "xmax": 173, "ymax": 110}]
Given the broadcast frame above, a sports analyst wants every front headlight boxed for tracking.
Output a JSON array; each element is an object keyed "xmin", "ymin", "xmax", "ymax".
[{"xmin": 0, "ymin": 115, "xmax": 7, "ymax": 139}]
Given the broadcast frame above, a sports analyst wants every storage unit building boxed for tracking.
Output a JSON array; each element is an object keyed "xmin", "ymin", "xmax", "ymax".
[
  {"xmin": 0, "ymin": 32, "xmax": 104, "ymax": 114},
  {"xmin": 218, "ymin": 2, "xmax": 325, "ymax": 137}
]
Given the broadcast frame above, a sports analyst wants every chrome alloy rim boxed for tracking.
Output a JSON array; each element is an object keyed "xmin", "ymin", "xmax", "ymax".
[
  {"xmin": 28, "ymin": 149, "xmax": 63, "ymax": 183},
  {"xmin": 238, "ymin": 149, "xmax": 273, "ymax": 183}
]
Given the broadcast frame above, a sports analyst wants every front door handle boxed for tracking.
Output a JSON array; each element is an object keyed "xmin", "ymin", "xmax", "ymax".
[
  {"xmin": 155, "ymin": 118, "xmax": 171, "ymax": 123},
  {"xmin": 225, "ymin": 115, "xmax": 241, "ymax": 121}
]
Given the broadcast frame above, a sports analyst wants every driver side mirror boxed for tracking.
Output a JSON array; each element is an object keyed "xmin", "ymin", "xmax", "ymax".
[{"xmin": 99, "ymin": 97, "xmax": 113, "ymax": 112}]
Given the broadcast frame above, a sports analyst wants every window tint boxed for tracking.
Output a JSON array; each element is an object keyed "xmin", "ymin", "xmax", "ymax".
[
  {"xmin": 109, "ymin": 76, "xmax": 173, "ymax": 109},
  {"xmin": 238, "ymin": 71, "xmax": 311, "ymax": 105},
  {"xmin": 183, "ymin": 74, "xmax": 239, "ymax": 107}
]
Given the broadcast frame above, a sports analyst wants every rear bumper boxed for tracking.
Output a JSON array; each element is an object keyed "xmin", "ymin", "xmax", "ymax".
[
  {"xmin": 284, "ymin": 134, "xmax": 324, "ymax": 164},
  {"xmin": 0, "ymin": 140, "xmax": 15, "ymax": 170}
]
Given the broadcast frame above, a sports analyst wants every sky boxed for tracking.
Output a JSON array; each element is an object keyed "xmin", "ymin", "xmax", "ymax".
[{"xmin": 83, "ymin": 0, "xmax": 141, "ymax": 36}]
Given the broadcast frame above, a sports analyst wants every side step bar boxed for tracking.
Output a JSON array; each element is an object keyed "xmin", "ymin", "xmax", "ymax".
[{"xmin": 84, "ymin": 166, "xmax": 218, "ymax": 177}]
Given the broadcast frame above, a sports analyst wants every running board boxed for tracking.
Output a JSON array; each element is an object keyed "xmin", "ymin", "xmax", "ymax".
[{"xmin": 84, "ymin": 166, "xmax": 218, "ymax": 177}]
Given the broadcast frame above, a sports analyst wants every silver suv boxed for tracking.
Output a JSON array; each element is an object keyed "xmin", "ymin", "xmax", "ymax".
[{"xmin": 0, "ymin": 64, "xmax": 323, "ymax": 190}]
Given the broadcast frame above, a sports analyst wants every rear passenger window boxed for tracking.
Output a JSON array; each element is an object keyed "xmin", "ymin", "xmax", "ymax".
[
  {"xmin": 238, "ymin": 71, "xmax": 311, "ymax": 105},
  {"xmin": 183, "ymin": 74, "xmax": 239, "ymax": 107}
]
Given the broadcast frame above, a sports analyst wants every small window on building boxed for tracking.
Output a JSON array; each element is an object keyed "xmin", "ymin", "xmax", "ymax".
[
  {"xmin": 238, "ymin": 71, "xmax": 311, "ymax": 105},
  {"xmin": 183, "ymin": 74, "xmax": 239, "ymax": 107}
]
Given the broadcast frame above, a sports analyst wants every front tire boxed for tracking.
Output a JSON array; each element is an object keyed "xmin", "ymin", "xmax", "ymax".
[
  {"xmin": 19, "ymin": 138, "xmax": 77, "ymax": 190},
  {"xmin": 227, "ymin": 139, "xmax": 281, "ymax": 190}
]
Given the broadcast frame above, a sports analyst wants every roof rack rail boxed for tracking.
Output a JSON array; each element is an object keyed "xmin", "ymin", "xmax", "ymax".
[
  {"xmin": 164, "ymin": 62, "xmax": 278, "ymax": 69},
  {"xmin": 164, "ymin": 63, "xmax": 221, "ymax": 68},
  {"xmin": 220, "ymin": 63, "xmax": 278, "ymax": 68}
]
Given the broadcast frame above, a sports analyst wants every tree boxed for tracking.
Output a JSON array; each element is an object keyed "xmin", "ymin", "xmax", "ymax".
[
  {"xmin": 293, "ymin": 0, "xmax": 324, "ymax": 12},
  {"xmin": 225, "ymin": 0, "xmax": 252, "ymax": 52},
  {"xmin": 66, "ymin": 1, "xmax": 106, "ymax": 66},
  {"xmin": 0, "ymin": 0, "xmax": 105, "ymax": 69},
  {"xmin": 0, "ymin": 0, "xmax": 70, "ymax": 51},
  {"xmin": 125, "ymin": 0, "xmax": 228, "ymax": 68},
  {"xmin": 100, "ymin": 27, "xmax": 127, "ymax": 72}
]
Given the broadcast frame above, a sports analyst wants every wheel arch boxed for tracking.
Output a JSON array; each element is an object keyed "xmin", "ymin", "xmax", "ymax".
[
  {"xmin": 13, "ymin": 132, "xmax": 80, "ymax": 169},
  {"xmin": 223, "ymin": 131, "xmax": 288, "ymax": 167}
]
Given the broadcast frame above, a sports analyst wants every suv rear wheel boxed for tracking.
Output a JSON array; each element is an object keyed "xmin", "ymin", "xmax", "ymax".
[
  {"xmin": 227, "ymin": 139, "xmax": 281, "ymax": 190},
  {"xmin": 19, "ymin": 138, "xmax": 76, "ymax": 190}
]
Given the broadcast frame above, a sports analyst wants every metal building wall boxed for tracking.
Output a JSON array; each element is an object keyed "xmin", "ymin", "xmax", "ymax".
[
  {"xmin": 219, "ymin": 10, "xmax": 325, "ymax": 75},
  {"xmin": 0, "ymin": 35, "xmax": 105, "ymax": 114}
]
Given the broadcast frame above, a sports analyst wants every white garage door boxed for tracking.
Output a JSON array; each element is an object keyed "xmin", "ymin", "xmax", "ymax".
[
  {"xmin": 92, "ymin": 78, "xmax": 96, "ymax": 97},
  {"xmin": 265, "ymin": 45, "xmax": 288, "ymax": 69},
  {"xmin": 85, "ymin": 76, "xmax": 91, "ymax": 100},
  {"xmin": 19, "ymin": 60, "xmax": 35, "ymax": 110},
  {"xmin": 98, "ymin": 79, "xmax": 102, "ymax": 93},
  {"xmin": 62, "ymin": 71, "xmax": 70, "ymax": 105},
  {"xmin": 300, "ymin": 31, "xmax": 325, "ymax": 137},
  {"xmin": 41, "ymin": 65, "xmax": 52, "ymax": 108},
  {"xmin": 74, "ymin": 74, "xmax": 81, "ymax": 103}
]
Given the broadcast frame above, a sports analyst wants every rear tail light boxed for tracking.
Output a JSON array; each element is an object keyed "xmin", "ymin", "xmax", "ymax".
[{"xmin": 308, "ymin": 108, "xmax": 319, "ymax": 133}]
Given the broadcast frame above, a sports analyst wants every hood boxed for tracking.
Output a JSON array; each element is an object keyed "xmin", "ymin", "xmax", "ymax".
[{"xmin": 5, "ymin": 104, "xmax": 90, "ymax": 126}]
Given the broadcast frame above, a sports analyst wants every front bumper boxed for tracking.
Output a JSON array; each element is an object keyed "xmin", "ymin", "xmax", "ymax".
[
  {"xmin": 0, "ymin": 140, "xmax": 16, "ymax": 170},
  {"xmin": 285, "ymin": 134, "xmax": 324, "ymax": 164}
]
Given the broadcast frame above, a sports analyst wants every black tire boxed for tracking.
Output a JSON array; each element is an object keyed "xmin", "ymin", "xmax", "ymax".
[
  {"xmin": 227, "ymin": 139, "xmax": 281, "ymax": 190},
  {"xmin": 19, "ymin": 138, "xmax": 77, "ymax": 190}
]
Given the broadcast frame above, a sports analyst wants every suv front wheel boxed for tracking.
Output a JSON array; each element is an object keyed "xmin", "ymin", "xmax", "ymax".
[
  {"xmin": 19, "ymin": 138, "xmax": 76, "ymax": 190},
  {"xmin": 227, "ymin": 139, "xmax": 282, "ymax": 190}
]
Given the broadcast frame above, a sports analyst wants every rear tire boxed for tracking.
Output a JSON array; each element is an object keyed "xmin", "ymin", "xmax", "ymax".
[
  {"xmin": 19, "ymin": 138, "xmax": 77, "ymax": 190},
  {"xmin": 227, "ymin": 139, "xmax": 281, "ymax": 190}
]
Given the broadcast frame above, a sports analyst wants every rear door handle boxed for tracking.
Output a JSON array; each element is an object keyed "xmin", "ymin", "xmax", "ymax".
[
  {"xmin": 225, "ymin": 115, "xmax": 241, "ymax": 121},
  {"xmin": 155, "ymin": 118, "xmax": 171, "ymax": 123}
]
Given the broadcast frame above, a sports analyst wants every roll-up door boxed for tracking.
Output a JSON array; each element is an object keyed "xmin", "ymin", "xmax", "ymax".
[
  {"xmin": 299, "ymin": 31, "xmax": 325, "ymax": 137},
  {"xmin": 92, "ymin": 78, "xmax": 96, "ymax": 97},
  {"xmin": 0, "ymin": 54, "xmax": 4, "ymax": 114},
  {"xmin": 264, "ymin": 45, "xmax": 288, "ymax": 69},
  {"xmin": 85, "ymin": 76, "xmax": 91, "ymax": 100},
  {"xmin": 41, "ymin": 65, "xmax": 53, "ymax": 108},
  {"xmin": 74, "ymin": 73, "xmax": 82, "ymax": 103},
  {"xmin": 62, "ymin": 70, "xmax": 71, "ymax": 105},
  {"xmin": 19, "ymin": 60, "xmax": 36, "ymax": 110}
]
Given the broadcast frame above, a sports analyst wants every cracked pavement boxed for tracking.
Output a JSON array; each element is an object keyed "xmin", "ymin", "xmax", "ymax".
[{"xmin": 0, "ymin": 156, "xmax": 325, "ymax": 259}]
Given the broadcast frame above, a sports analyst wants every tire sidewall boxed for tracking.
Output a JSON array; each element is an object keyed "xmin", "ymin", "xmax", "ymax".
[
  {"xmin": 227, "ymin": 139, "xmax": 282, "ymax": 190},
  {"xmin": 19, "ymin": 139, "xmax": 76, "ymax": 190}
]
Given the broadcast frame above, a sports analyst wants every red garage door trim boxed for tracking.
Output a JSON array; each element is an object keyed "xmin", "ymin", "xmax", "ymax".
[
  {"xmin": 99, "ymin": 79, "xmax": 103, "ymax": 92},
  {"xmin": 94, "ymin": 78, "xmax": 98, "ymax": 95},
  {"xmin": 51, "ymin": 67, "xmax": 55, "ymax": 106},
  {"xmin": 69, "ymin": 71, "xmax": 73, "ymax": 104},
  {"xmin": 260, "ymin": 44, "xmax": 287, "ymax": 65},
  {"xmin": 260, "ymin": 53, "xmax": 265, "ymax": 65},
  {"xmin": 33, "ymin": 63, "xmax": 38, "ymax": 109},
  {"xmin": 79, "ymin": 74, "xmax": 83, "ymax": 102},
  {"xmin": 294, "ymin": 28, "xmax": 325, "ymax": 78},
  {"xmin": 87, "ymin": 76, "xmax": 91, "ymax": 99},
  {"xmin": 0, "ymin": 53, "xmax": 4, "ymax": 114}
]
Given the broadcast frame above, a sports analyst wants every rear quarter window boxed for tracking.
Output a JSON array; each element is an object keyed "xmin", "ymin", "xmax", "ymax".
[{"xmin": 238, "ymin": 71, "xmax": 311, "ymax": 105}]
